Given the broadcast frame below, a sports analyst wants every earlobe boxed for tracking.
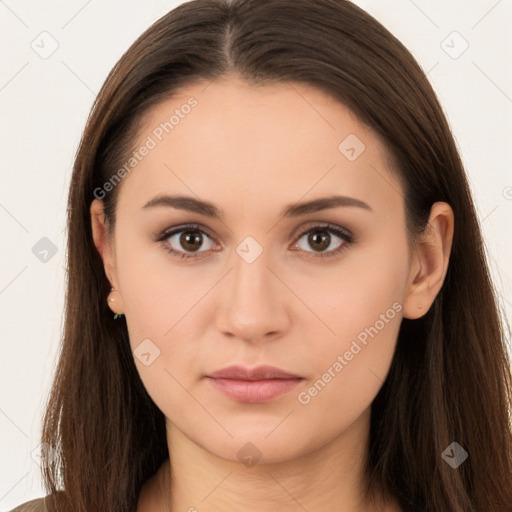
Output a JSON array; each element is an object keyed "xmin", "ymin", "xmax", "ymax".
[{"xmin": 403, "ymin": 202, "xmax": 454, "ymax": 319}]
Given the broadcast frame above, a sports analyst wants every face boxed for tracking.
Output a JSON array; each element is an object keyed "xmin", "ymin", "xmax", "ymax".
[{"xmin": 93, "ymin": 75, "xmax": 416, "ymax": 464}]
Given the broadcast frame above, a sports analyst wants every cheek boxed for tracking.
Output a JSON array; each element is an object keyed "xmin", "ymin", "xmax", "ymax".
[
  {"xmin": 115, "ymin": 230, "xmax": 206, "ymax": 335},
  {"xmin": 296, "ymin": 230, "xmax": 408, "ymax": 351},
  {"xmin": 293, "ymin": 233, "xmax": 407, "ymax": 410},
  {"xmin": 116, "ymin": 249, "xmax": 201, "ymax": 419},
  {"xmin": 294, "ymin": 289, "xmax": 403, "ymax": 440},
  {"xmin": 113, "ymin": 232, "xmax": 214, "ymax": 392}
]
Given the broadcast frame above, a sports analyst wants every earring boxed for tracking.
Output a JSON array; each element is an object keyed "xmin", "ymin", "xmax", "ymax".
[{"xmin": 107, "ymin": 287, "xmax": 125, "ymax": 319}]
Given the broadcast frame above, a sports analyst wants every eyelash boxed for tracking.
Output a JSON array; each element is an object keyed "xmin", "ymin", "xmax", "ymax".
[{"xmin": 154, "ymin": 222, "xmax": 354, "ymax": 260}]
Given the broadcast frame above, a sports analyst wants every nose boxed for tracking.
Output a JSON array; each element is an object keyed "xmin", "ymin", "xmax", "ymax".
[{"xmin": 216, "ymin": 248, "xmax": 291, "ymax": 344}]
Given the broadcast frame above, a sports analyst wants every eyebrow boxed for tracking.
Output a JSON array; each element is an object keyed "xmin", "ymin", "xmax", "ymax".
[{"xmin": 142, "ymin": 194, "xmax": 372, "ymax": 219}]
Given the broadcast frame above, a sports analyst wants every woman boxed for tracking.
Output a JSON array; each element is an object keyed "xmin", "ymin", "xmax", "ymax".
[{"xmin": 11, "ymin": 0, "xmax": 512, "ymax": 511}]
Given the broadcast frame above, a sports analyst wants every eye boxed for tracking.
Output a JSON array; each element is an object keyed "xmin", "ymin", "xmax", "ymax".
[
  {"xmin": 156, "ymin": 224, "xmax": 218, "ymax": 259},
  {"xmin": 292, "ymin": 223, "xmax": 353, "ymax": 258}
]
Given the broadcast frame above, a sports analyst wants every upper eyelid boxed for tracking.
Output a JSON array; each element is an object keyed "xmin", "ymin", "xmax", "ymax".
[
  {"xmin": 158, "ymin": 223, "xmax": 215, "ymax": 242},
  {"xmin": 292, "ymin": 222, "xmax": 352, "ymax": 240}
]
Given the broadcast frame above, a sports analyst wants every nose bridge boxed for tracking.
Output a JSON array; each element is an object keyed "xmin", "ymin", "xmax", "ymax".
[
  {"xmin": 231, "ymin": 242, "xmax": 276, "ymax": 314},
  {"xmin": 216, "ymin": 240, "xmax": 289, "ymax": 341},
  {"xmin": 232, "ymin": 244, "xmax": 271, "ymax": 299}
]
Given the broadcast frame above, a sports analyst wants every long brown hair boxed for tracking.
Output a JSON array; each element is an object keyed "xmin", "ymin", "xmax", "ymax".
[{"xmin": 40, "ymin": 1, "xmax": 512, "ymax": 510}]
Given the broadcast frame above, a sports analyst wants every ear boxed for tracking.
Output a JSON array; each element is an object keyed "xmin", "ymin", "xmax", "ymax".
[
  {"xmin": 403, "ymin": 201, "xmax": 454, "ymax": 319},
  {"xmin": 90, "ymin": 199, "xmax": 124, "ymax": 314}
]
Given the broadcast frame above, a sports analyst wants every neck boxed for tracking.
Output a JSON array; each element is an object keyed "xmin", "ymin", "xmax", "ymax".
[{"xmin": 139, "ymin": 408, "xmax": 398, "ymax": 512}]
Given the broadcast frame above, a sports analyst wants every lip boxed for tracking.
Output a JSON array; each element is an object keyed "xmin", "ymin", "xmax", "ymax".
[
  {"xmin": 206, "ymin": 365, "xmax": 304, "ymax": 403},
  {"xmin": 208, "ymin": 365, "xmax": 302, "ymax": 380}
]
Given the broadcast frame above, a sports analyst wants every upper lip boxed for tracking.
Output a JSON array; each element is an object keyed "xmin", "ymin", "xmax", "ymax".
[{"xmin": 207, "ymin": 365, "xmax": 302, "ymax": 381}]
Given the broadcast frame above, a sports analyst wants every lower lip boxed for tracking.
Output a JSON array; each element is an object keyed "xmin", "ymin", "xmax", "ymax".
[{"xmin": 206, "ymin": 377, "xmax": 303, "ymax": 403}]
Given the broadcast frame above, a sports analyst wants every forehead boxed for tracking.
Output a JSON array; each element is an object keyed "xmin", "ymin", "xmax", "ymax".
[{"xmin": 115, "ymin": 75, "xmax": 402, "ymax": 218}]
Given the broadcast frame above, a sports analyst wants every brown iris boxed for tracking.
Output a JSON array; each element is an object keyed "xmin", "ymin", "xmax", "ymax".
[
  {"xmin": 307, "ymin": 230, "xmax": 330, "ymax": 252},
  {"xmin": 179, "ymin": 231, "xmax": 203, "ymax": 252}
]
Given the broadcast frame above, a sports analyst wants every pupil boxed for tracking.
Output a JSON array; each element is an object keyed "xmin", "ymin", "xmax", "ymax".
[
  {"xmin": 181, "ymin": 231, "xmax": 202, "ymax": 251},
  {"xmin": 309, "ymin": 231, "xmax": 329, "ymax": 251}
]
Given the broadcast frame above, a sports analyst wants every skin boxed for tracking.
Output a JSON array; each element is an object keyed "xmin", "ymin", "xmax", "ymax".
[{"xmin": 90, "ymin": 74, "xmax": 454, "ymax": 512}]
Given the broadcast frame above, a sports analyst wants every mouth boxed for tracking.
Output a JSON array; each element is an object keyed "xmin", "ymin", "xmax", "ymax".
[{"xmin": 205, "ymin": 365, "xmax": 304, "ymax": 403}]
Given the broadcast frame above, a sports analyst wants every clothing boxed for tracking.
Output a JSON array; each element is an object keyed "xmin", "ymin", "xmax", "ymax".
[{"xmin": 9, "ymin": 497, "xmax": 48, "ymax": 512}]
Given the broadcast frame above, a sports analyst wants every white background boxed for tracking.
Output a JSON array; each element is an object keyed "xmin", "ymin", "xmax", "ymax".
[{"xmin": 1, "ymin": 0, "xmax": 511, "ymax": 508}]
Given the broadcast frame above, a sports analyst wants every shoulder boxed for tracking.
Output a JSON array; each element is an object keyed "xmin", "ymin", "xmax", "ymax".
[{"xmin": 9, "ymin": 496, "xmax": 48, "ymax": 512}]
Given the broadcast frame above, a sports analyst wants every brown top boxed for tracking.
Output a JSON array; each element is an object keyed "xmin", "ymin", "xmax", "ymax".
[{"xmin": 9, "ymin": 497, "xmax": 48, "ymax": 512}]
